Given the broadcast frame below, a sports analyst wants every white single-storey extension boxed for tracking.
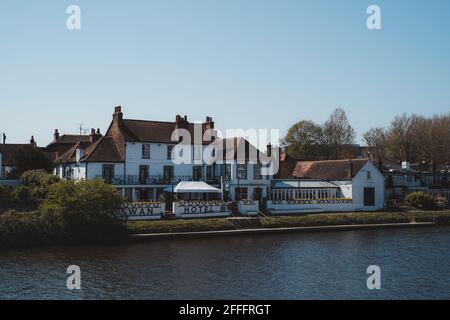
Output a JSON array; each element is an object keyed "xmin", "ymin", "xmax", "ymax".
[{"xmin": 268, "ymin": 158, "xmax": 385, "ymax": 214}]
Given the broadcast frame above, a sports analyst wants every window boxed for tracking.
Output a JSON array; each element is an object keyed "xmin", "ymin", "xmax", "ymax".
[
  {"xmin": 205, "ymin": 166, "xmax": 213, "ymax": 181},
  {"xmin": 163, "ymin": 166, "xmax": 174, "ymax": 182},
  {"xmin": 253, "ymin": 163, "xmax": 262, "ymax": 180},
  {"xmin": 237, "ymin": 164, "xmax": 247, "ymax": 179},
  {"xmin": 224, "ymin": 164, "xmax": 232, "ymax": 178},
  {"xmin": 102, "ymin": 164, "xmax": 114, "ymax": 183},
  {"xmin": 124, "ymin": 188, "xmax": 133, "ymax": 202},
  {"xmin": 193, "ymin": 166, "xmax": 202, "ymax": 181},
  {"xmin": 142, "ymin": 144, "xmax": 150, "ymax": 159},
  {"xmin": 235, "ymin": 187, "xmax": 248, "ymax": 200},
  {"xmin": 367, "ymin": 171, "xmax": 371, "ymax": 180},
  {"xmin": 167, "ymin": 145, "xmax": 173, "ymax": 160}
]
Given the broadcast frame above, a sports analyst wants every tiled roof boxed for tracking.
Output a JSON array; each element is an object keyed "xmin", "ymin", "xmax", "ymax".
[
  {"xmin": 280, "ymin": 158, "xmax": 369, "ymax": 180},
  {"xmin": 81, "ymin": 137, "xmax": 123, "ymax": 162},
  {"xmin": 48, "ymin": 135, "xmax": 90, "ymax": 146},
  {"xmin": 56, "ymin": 141, "xmax": 93, "ymax": 164},
  {"xmin": 117, "ymin": 119, "xmax": 212, "ymax": 144}
]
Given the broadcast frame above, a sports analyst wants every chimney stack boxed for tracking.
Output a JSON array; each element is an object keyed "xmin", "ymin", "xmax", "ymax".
[
  {"xmin": 267, "ymin": 143, "xmax": 272, "ymax": 158},
  {"xmin": 54, "ymin": 129, "xmax": 60, "ymax": 142},
  {"xmin": 2, "ymin": 133, "xmax": 5, "ymax": 144},
  {"xmin": 30, "ymin": 136, "xmax": 37, "ymax": 147},
  {"xmin": 113, "ymin": 106, "xmax": 123, "ymax": 121},
  {"xmin": 89, "ymin": 128, "xmax": 102, "ymax": 144},
  {"xmin": 205, "ymin": 116, "xmax": 214, "ymax": 130},
  {"xmin": 175, "ymin": 114, "xmax": 189, "ymax": 129}
]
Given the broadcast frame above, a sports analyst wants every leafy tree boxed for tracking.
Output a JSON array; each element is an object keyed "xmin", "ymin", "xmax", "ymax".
[
  {"xmin": 322, "ymin": 108, "xmax": 356, "ymax": 159},
  {"xmin": 40, "ymin": 179, "xmax": 125, "ymax": 244},
  {"xmin": 10, "ymin": 146, "xmax": 54, "ymax": 178},
  {"xmin": 283, "ymin": 120, "xmax": 325, "ymax": 160},
  {"xmin": 12, "ymin": 170, "xmax": 60, "ymax": 205}
]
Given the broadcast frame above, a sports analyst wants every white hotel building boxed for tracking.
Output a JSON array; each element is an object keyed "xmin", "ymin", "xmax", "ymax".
[{"xmin": 52, "ymin": 106, "xmax": 272, "ymax": 204}]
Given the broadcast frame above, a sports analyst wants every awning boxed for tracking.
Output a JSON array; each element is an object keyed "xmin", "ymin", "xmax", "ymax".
[{"xmin": 165, "ymin": 181, "xmax": 222, "ymax": 193}]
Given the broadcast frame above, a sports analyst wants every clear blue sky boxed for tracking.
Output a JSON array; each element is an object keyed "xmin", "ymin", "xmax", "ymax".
[{"xmin": 1, "ymin": 0, "xmax": 449, "ymax": 145}]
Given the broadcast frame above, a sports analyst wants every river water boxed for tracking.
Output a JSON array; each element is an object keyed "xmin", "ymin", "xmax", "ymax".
[{"xmin": 1, "ymin": 226, "xmax": 450, "ymax": 300}]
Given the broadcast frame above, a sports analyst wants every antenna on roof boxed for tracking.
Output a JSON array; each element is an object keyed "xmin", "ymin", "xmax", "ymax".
[{"xmin": 78, "ymin": 123, "xmax": 88, "ymax": 135}]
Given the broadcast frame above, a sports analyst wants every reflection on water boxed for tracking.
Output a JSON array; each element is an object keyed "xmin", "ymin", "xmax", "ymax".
[{"xmin": 1, "ymin": 227, "xmax": 450, "ymax": 299}]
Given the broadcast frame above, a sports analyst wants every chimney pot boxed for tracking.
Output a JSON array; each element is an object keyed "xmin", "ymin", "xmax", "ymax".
[
  {"xmin": 113, "ymin": 106, "xmax": 123, "ymax": 121},
  {"xmin": 54, "ymin": 129, "xmax": 60, "ymax": 141}
]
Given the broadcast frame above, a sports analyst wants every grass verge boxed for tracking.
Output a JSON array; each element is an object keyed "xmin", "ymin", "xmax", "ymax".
[{"xmin": 127, "ymin": 211, "xmax": 450, "ymax": 234}]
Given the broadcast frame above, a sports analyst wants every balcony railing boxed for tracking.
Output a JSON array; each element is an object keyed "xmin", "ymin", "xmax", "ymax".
[{"xmin": 95, "ymin": 175, "xmax": 220, "ymax": 186}]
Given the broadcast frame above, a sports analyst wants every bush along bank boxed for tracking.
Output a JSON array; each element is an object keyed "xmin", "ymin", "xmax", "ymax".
[{"xmin": 0, "ymin": 171, "xmax": 127, "ymax": 248}]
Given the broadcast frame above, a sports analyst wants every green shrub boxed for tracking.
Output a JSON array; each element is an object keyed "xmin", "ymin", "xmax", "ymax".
[
  {"xmin": 405, "ymin": 192, "xmax": 435, "ymax": 209},
  {"xmin": 0, "ymin": 185, "xmax": 14, "ymax": 203},
  {"xmin": 39, "ymin": 179, "xmax": 126, "ymax": 244},
  {"xmin": 13, "ymin": 170, "xmax": 60, "ymax": 204},
  {"xmin": 0, "ymin": 210, "xmax": 49, "ymax": 247}
]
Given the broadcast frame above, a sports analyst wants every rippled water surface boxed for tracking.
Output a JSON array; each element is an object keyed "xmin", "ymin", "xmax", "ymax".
[{"xmin": 1, "ymin": 226, "xmax": 450, "ymax": 299}]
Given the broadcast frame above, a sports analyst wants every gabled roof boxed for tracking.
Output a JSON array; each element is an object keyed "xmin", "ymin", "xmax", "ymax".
[
  {"xmin": 281, "ymin": 158, "xmax": 369, "ymax": 180},
  {"xmin": 56, "ymin": 141, "xmax": 93, "ymax": 164},
  {"xmin": 46, "ymin": 134, "xmax": 91, "ymax": 157},
  {"xmin": 80, "ymin": 137, "xmax": 123, "ymax": 162}
]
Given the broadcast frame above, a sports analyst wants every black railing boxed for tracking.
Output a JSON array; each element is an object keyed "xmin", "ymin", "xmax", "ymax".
[{"xmin": 95, "ymin": 175, "xmax": 220, "ymax": 186}]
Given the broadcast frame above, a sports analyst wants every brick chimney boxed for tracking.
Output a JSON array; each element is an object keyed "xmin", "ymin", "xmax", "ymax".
[
  {"xmin": 113, "ymin": 106, "xmax": 123, "ymax": 121},
  {"xmin": 175, "ymin": 114, "xmax": 189, "ymax": 129},
  {"xmin": 54, "ymin": 129, "xmax": 60, "ymax": 142},
  {"xmin": 204, "ymin": 116, "xmax": 214, "ymax": 130},
  {"xmin": 89, "ymin": 128, "xmax": 102, "ymax": 144},
  {"xmin": 30, "ymin": 136, "xmax": 37, "ymax": 147}
]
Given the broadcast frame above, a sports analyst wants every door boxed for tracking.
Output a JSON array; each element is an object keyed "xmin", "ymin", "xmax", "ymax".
[
  {"xmin": 364, "ymin": 187, "xmax": 375, "ymax": 206},
  {"xmin": 139, "ymin": 165, "xmax": 149, "ymax": 184},
  {"xmin": 163, "ymin": 166, "xmax": 174, "ymax": 183},
  {"xmin": 253, "ymin": 187, "xmax": 263, "ymax": 210}
]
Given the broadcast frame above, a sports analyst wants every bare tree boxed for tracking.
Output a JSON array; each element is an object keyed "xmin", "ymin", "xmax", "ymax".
[
  {"xmin": 363, "ymin": 127, "xmax": 387, "ymax": 163},
  {"xmin": 323, "ymin": 108, "xmax": 356, "ymax": 159}
]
